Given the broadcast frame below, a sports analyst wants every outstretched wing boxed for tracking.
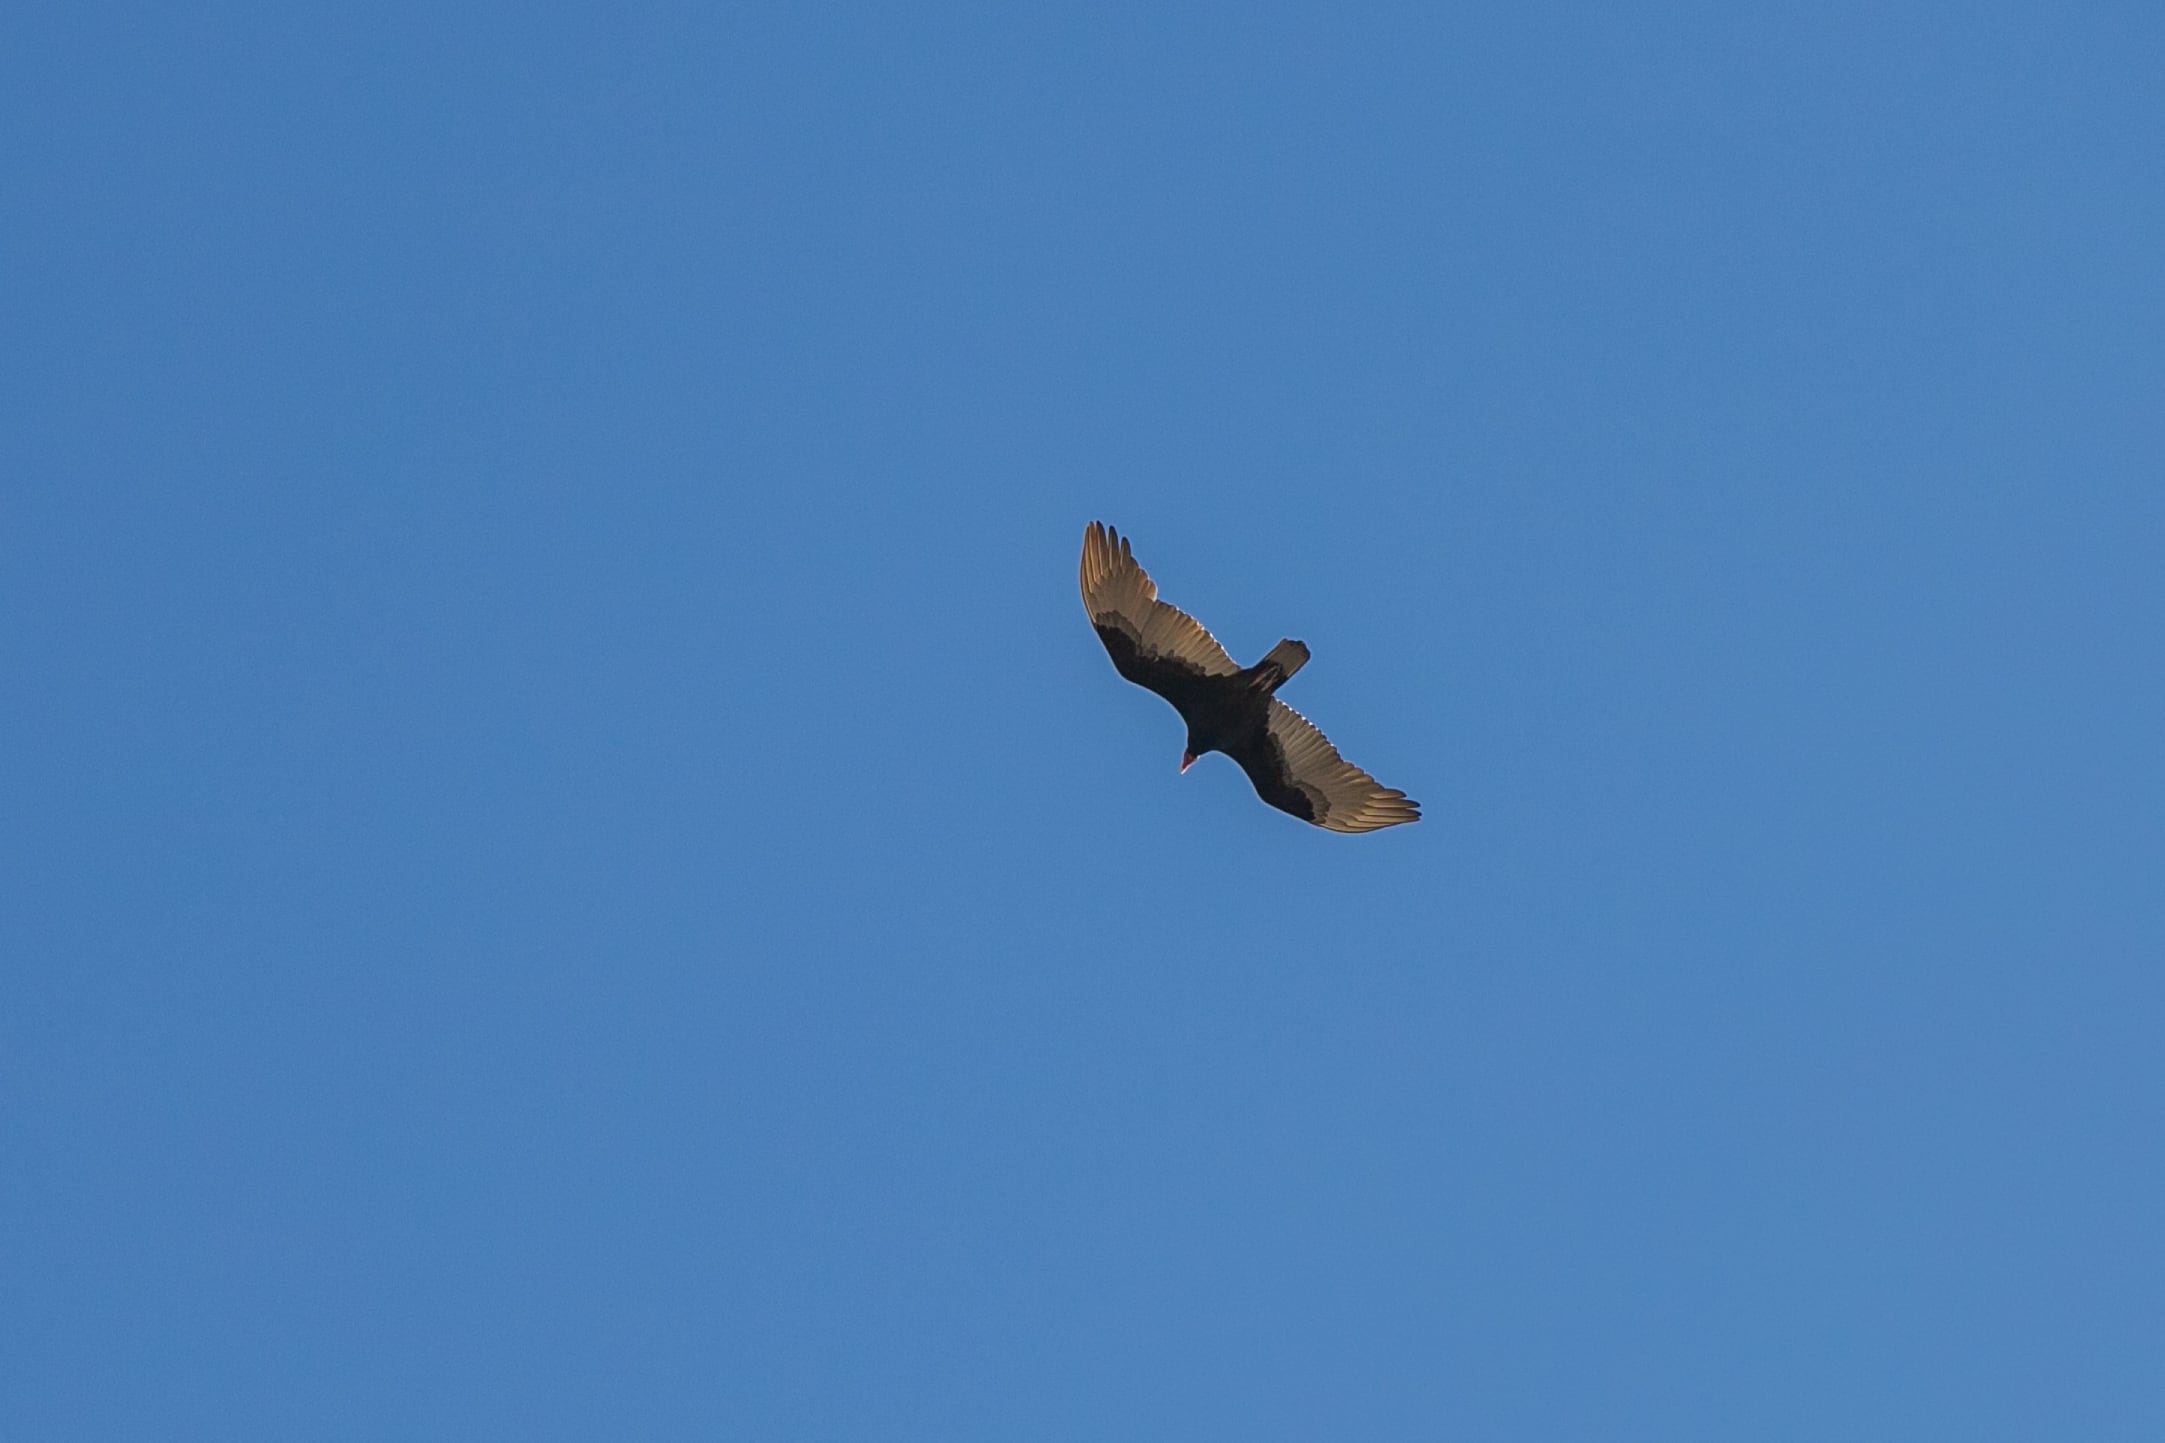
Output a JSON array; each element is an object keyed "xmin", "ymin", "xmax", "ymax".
[
  {"xmin": 1080, "ymin": 522, "xmax": 1239, "ymax": 700},
  {"xmin": 1225, "ymin": 698, "xmax": 1420, "ymax": 833}
]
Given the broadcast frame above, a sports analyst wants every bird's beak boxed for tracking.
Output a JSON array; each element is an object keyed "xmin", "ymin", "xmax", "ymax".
[{"xmin": 1180, "ymin": 752, "xmax": 1196, "ymax": 773}]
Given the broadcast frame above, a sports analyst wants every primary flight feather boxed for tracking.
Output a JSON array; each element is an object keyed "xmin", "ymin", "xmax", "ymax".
[{"xmin": 1080, "ymin": 521, "xmax": 1420, "ymax": 833}]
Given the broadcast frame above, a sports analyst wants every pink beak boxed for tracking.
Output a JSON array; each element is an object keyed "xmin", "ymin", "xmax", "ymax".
[{"xmin": 1180, "ymin": 752, "xmax": 1197, "ymax": 773}]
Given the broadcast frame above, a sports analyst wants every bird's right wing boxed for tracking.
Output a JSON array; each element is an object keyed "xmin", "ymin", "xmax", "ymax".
[
  {"xmin": 1227, "ymin": 698, "xmax": 1421, "ymax": 833},
  {"xmin": 1080, "ymin": 522, "xmax": 1240, "ymax": 691}
]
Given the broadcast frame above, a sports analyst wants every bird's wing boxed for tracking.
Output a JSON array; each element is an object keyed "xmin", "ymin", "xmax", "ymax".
[
  {"xmin": 1226, "ymin": 698, "xmax": 1421, "ymax": 833},
  {"xmin": 1080, "ymin": 522, "xmax": 1240, "ymax": 689}
]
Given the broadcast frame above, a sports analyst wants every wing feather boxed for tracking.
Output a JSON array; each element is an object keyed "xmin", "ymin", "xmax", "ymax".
[
  {"xmin": 1232, "ymin": 698, "xmax": 1420, "ymax": 833},
  {"xmin": 1080, "ymin": 521, "xmax": 1239, "ymax": 681}
]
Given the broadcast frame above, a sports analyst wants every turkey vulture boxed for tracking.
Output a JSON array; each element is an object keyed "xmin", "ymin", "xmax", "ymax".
[{"xmin": 1080, "ymin": 521, "xmax": 1419, "ymax": 832}]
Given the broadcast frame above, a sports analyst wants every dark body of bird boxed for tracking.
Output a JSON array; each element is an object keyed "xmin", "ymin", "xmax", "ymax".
[{"xmin": 1081, "ymin": 521, "xmax": 1419, "ymax": 833}]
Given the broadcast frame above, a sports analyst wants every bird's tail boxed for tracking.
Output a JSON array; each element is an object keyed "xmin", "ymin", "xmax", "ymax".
[{"xmin": 1255, "ymin": 639, "xmax": 1310, "ymax": 691}]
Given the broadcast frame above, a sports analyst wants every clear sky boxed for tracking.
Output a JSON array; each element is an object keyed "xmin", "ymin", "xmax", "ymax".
[{"xmin": 7, "ymin": 3, "xmax": 2163, "ymax": 1438}]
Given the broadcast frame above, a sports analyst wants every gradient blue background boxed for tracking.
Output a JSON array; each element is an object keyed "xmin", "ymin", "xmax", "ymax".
[{"xmin": 7, "ymin": 3, "xmax": 2163, "ymax": 1438}]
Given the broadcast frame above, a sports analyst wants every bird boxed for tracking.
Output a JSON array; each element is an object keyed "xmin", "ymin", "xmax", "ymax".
[{"xmin": 1080, "ymin": 521, "xmax": 1419, "ymax": 833}]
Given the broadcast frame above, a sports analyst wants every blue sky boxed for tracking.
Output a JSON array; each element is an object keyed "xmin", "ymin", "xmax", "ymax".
[{"xmin": 7, "ymin": 3, "xmax": 2163, "ymax": 1438}]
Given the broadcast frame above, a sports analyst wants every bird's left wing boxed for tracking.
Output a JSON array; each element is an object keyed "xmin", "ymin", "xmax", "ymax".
[
  {"xmin": 1080, "ymin": 521, "xmax": 1240, "ymax": 686},
  {"xmin": 1227, "ymin": 698, "xmax": 1421, "ymax": 833}
]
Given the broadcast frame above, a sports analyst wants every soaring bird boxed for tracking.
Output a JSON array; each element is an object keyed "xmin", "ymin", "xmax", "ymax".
[{"xmin": 1080, "ymin": 521, "xmax": 1419, "ymax": 832}]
